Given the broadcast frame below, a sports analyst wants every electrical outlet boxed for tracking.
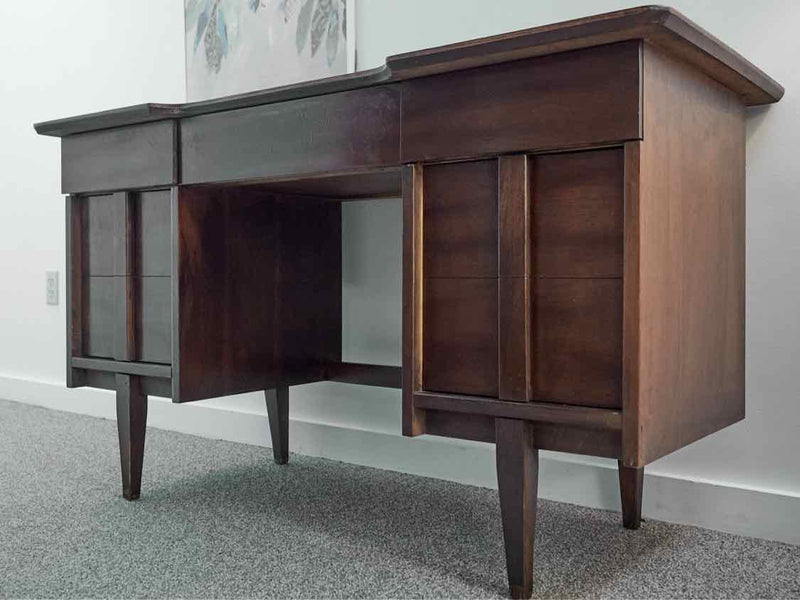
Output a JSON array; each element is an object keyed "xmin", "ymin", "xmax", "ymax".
[{"xmin": 46, "ymin": 271, "xmax": 59, "ymax": 305}]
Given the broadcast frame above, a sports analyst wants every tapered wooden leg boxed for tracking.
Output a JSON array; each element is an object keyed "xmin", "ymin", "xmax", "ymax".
[
  {"xmin": 115, "ymin": 374, "xmax": 147, "ymax": 501},
  {"xmin": 265, "ymin": 387, "xmax": 289, "ymax": 465},
  {"xmin": 618, "ymin": 460, "xmax": 644, "ymax": 529},
  {"xmin": 496, "ymin": 418, "xmax": 538, "ymax": 600}
]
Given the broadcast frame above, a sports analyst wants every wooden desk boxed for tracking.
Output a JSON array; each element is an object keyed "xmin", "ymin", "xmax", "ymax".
[{"xmin": 35, "ymin": 6, "xmax": 783, "ymax": 598}]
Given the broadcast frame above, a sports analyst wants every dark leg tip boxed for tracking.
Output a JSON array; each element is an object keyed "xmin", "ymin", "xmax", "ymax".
[
  {"xmin": 623, "ymin": 515, "xmax": 643, "ymax": 530},
  {"xmin": 123, "ymin": 490, "xmax": 140, "ymax": 501},
  {"xmin": 509, "ymin": 583, "xmax": 533, "ymax": 599},
  {"xmin": 273, "ymin": 455, "xmax": 289, "ymax": 466}
]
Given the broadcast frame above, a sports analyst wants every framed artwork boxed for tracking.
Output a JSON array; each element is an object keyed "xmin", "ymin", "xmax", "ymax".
[{"xmin": 185, "ymin": 0, "xmax": 356, "ymax": 102}]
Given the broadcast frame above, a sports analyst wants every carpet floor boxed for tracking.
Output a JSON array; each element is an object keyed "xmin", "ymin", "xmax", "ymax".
[{"xmin": 1, "ymin": 398, "xmax": 798, "ymax": 599}]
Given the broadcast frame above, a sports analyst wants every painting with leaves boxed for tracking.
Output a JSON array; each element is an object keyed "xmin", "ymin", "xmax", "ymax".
[{"xmin": 185, "ymin": 0, "xmax": 355, "ymax": 102}]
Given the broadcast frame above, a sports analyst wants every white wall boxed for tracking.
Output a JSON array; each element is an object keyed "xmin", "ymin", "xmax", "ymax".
[{"xmin": 1, "ymin": 1, "xmax": 798, "ymax": 542}]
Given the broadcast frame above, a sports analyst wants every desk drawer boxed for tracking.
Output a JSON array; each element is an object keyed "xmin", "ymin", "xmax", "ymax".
[
  {"xmin": 83, "ymin": 190, "xmax": 171, "ymax": 276},
  {"xmin": 401, "ymin": 42, "xmax": 641, "ymax": 163},
  {"xmin": 70, "ymin": 190, "xmax": 173, "ymax": 369},
  {"xmin": 83, "ymin": 276, "xmax": 171, "ymax": 364},
  {"xmin": 61, "ymin": 121, "xmax": 177, "ymax": 194},
  {"xmin": 417, "ymin": 149, "xmax": 623, "ymax": 408}
]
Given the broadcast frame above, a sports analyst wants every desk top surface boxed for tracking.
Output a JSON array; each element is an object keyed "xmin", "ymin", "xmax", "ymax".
[{"xmin": 35, "ymin": 5, "xmax": 783, "ymax": 138}]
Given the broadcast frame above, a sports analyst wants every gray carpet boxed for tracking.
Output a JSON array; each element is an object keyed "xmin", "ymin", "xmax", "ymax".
[{"xmin": 1, "ymin": 399, "xmax": 798, "ymax": 599}]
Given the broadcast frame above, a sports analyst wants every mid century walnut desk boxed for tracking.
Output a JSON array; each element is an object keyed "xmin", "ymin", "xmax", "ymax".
[{"xmin": 35, "ymin": 6, "xmax": 783, "ymax": 598}]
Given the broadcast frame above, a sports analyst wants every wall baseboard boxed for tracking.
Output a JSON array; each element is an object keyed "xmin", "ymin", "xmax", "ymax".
[{"xmin": 2, "ymin": 374, "xmax": 798, "ymax": 545}]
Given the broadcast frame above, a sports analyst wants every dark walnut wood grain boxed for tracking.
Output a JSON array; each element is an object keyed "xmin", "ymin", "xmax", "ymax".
[
  {"xmin": 265, "ymin": 387, "xmax": 290, "ymax": 465},
  {"xmin": 423, "ymin": 409, "xmax": 622, "ymax": 458},
  {"xmin": 36, "ymin": 7, "xmax": 785, "ymax": 600},
  {"xmin": 181, "ymin": 87, "xmax": 400, "ymax": 185},
  {"xmin": 402, "ymin": 164, "xmax": 426, "ymax": 436},
  {"xmin": 422, "ymin": 159, "xmax": 498, "ymax": 278},
  {"xmin": 498, "ymin": 155, "xmax": 532, "ymax": 401},
  {"xmin": 173, "ymin": 187, "xmax": 341, "ymax": 402},
  {"xmin": 35, "ymin": 6, "xmax": 782, "ymax": 138},
  {"xmin": 423, "ymin": 278, "xmax": 498, "ymax": 398},
  {"xmin": 618, "ymin": 461, "xmax": 644, "ymax": 529},
  {"xmin": 533, "ymin": 278, "xmax": 623, "ymax": 409},
  {"xmin": 66, "ymin": 196, "xmax": 86, "ymax": 387},
  {"xmin": 135, "ymin": 190, "xmax": 172, "ymax": 277},
  {"xmin": 532, "ymin": 149, "xmax": 624, "ymax": 278},
  {"xmin": 496, "ymin": 418, "xmax": 538, "ymax": 599},
  {"xmin": 624, "ymin": 42, "xmax": 747, "ymax": 466},
  {"xmin": 116, "ymin": 373, "xmax": 147, "ymax": 500},
  {"xmin": 402, "ymin": 42, "xmax": 641, "ymax": 163},
  {"xmin": 61, "ymin": 121, "xmax": 177, "ymax": 194}
]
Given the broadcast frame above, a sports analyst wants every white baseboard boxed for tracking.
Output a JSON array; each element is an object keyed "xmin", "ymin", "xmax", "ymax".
[{"xmin": 2, "ymin": 374, "xmax": 798, "ymax": 545}]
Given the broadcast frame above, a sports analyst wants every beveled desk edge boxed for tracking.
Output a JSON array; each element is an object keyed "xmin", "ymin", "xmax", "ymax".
[{"xmin": 34, "ymin": 5, "xmax": 783, "ymax": 138}]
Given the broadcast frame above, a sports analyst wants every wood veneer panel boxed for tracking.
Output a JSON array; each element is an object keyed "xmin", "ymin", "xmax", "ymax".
[
  {"xmin": 532, "ymin": 148, "xmax": 624, "ymax": 278},
  {"xmin": 498, "ymin": 155, "xmax": 532, "ymax": 401},
  {"xmin": 533, "ymin": 278, "xmax": 622, "ymax": 409},
  {"xmin": 84, "ymin": 193, "xmax": 127, "ymax": 276},
  {"xmin": 402, "ymin": 164, "xmax": 426, "ymax": 436},
  {"xmin": 83, "ymin": 277, "xmax": 119, "ymax": 360},
  {"xmin": 423, "ymin": 277, "xmax": 498, "ymax": 398},
  {"xmin": 136, "ymin": 190, "xmax": 172, "ymax": 277},
  {"xmin": 181, "ymin": 87, "xmax": 400, "ymax": 185},
  {"xmin": 136, "ymin": 277, "xmax": 171, "ymax": 364},
  {"xmin": 423, "ymin": 410, "xmax": 621, "ymax": 458},
  {"xmin": 61, "ymin": 121, "xmax": 177, "ymax": 194},
  {"xmin": 66, "ymin": 195, "xmax": 86, "ymax": 387},
  {"xmin": 422, "ymin": 159, "xmax": 498, "ymax": 278},
  {"xmin": 401, "ymin": 42, "xmax": 641, "ymax": 163},
  {"xmin": 36, "ymin": 7, "xmax": 783, "ymax": 137},
  {"xmin": 628, "ymin": 43, "xmax": 746, "ymax": 465},
  {"xmin": 174, "ymin": 188, "xmax": 340, "ymax": 402},
  {"xmin": 175, "ymin": 188, "xmax": 279, "ymax": 402}
]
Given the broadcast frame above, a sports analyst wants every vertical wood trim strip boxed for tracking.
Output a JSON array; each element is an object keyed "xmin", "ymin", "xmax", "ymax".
[
  {"xmin": 622, "ymin": 141, "xmax": 641, "ymax": 466},
  {"xmin": 413, "ymin": 164, "xmax": 424, "ymax": 394},
  {"xmin": 170, "ymin": 187, "xmax": 180, "ymax": 402},
  {"xmin": 113, "ymin": 192, "xmax": 136, "ymax": 361},
  {"xmin": 66, "ymin": 195, "xmax": 86, "ymax": 387},
  {"xmin": 498, "ymin": 155, "xmax": 532, "ymax": 401},
  {"xmin": 402, "ymin": 163, "xmax": 426, "ymax": 436}
]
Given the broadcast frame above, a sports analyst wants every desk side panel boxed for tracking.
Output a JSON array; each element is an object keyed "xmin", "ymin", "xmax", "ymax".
[
  {"xmin": 628, "ymin": 43, "xmax": 746, "ymax": 466},
  {"xmin": 181, "ymin": 86, "xmax": 401, "ymax": 185}
]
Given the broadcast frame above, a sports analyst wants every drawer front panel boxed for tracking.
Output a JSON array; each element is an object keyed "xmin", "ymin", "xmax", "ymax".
[
  {"xmin": 532, "ymin": 148, "xmax": 624, "ymax": 278},
  {"xmin": 423, "ymin": 277, "xmax": 498, "ymax": 397},
  {"xmin": 421, "ymin": 159, "xmax": 500, "ymax": 397},
  {"xmin": 401, "ymin": 41, "xmax": 641, "ymax": 163},
  {"xmin": 84, "ymin": 190, "xmax": 172, "ymax": 277},
  {"xmin": 181, "ymin": 86, "xmax": 400, "ymax": 185},
  {"xmin": 84, "ymin": 277, "xmax": 119, "ymax": 359},
  {"xmin": 423, "ymin": 159, "xmax": 498, "ymax": 278},
  {"xmin": 413, "ymin": 149, "xmax": 624, "ymax": 407},
  {"xmin": 62, "ymin": 121, "xmax": 177, "ymax": 194},
  {"xmin": 83, "ymin": 276, "xmax": 172, "ymax": 364},
  {"xmin": 137, "ymin": 277, "xmax": 172, "ymax": 364},
  {"xmin": 137, "ymin": 190, "xmax": 172, "ymax": 276},
  {"xmin": 76, "ymin": 189, "xmax": 173, "ymax": 367},
  {"xmin": 85, "ymin": 194, "xmax": 126, "ymax": 276},
  {"xmin": 533, "ymin": 278, "xmax": 622, "ymax": 408}
]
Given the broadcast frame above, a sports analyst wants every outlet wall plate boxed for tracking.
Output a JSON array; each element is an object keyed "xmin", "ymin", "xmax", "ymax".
[{"xmin": 46, "ymin": 271, "xmax": 59, "ymax": 305}]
